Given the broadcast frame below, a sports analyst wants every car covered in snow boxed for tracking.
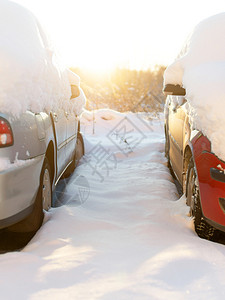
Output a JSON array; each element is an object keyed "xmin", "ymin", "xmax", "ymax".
[
  {"xmin": 164, "ymin": 13, "xmax": 225, "ymax": 240},
  {"xmin": 0, "ymin": 1, "xmax": 85, "ymax": 233}
]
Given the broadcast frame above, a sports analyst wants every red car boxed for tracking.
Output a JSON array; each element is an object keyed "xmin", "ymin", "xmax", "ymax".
[{"xmin": 164, "ymin": 85, "xmax": 225, "ymax": 240}]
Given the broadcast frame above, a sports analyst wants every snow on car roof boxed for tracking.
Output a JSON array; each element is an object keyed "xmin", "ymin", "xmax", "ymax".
[
  {"xmin": 164, "ymin": 13, "xmax": 225, "ymax": 161},
  {"xmin": 0, "ymin": 0, "xmax": 83, "ymax": 117}
]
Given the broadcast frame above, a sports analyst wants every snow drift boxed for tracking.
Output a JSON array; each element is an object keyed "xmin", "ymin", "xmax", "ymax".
[
  {"xmin": 1, "ymin": 110, "xmax": 225, "ymax": 299},
  {"xmin": 0, "ymin": 0, "xmax": 84, "ymax": 117},
  {"xmin": 164, "ymin": 13, "xmax": 225, "ymax": 160}
]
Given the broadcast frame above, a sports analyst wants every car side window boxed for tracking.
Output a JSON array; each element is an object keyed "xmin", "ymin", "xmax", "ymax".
[
  {"xmin": 179, "ymin": 97, "xmax": 187, "ymax": 106},
  {"xmin": 170, "ymin": 96, "xmax": 186, "ymax": 110}
]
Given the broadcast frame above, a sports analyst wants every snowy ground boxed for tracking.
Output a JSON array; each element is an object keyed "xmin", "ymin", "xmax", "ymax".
[{"xmin": 1, "ymin": 110, "xmax": 225, "ymax": 299}]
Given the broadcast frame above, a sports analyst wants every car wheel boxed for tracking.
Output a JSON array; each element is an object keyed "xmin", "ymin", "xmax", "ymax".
[
  {"xmin": 7, "ymin": 158, "xmax": 52, "ymax": 233},
  {"xmin": 75, "ymin": 132, "xmax": 84, "ymax": 166},
  {"xmin": 164, "ymin": 125, "xmax": 175, "ymax": 175},
  {"xmin": 164, "ymin": 125, "xmax": 169, "ymax": 159},
  {"xmin": 186, "ymin": 159, "xmax": 216, "ymax": 240},
  {"xmin": 64, "ymin": 132, "xmax": 84, "ymax": 178},
  {"xmin": 41, "ymin": 159, "xmax": 52, "ymax": 211}
]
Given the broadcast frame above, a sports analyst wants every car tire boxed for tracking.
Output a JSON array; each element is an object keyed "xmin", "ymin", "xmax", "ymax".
[
  {"xmin": 64, "ymin": 132, "xmax": 84, "ymax": 178},
  {"xmin": 165, "ymin": 126, "xmax": 176, "ymax": 181},
  {"xmin": 41, "ymin": 158, "xmax": 52, "ymax": 212},
  {"xmin": 7, "ymin": 158, "xmax": 52, "ymax": 233},
  {"xmin": 165, "ymin": 125, "xmax": 174, "ymax": 174},
  {"xmin": 75, "ymin": 132, "xmax": 84, "ymax": 166},
  {"xmin": 186, "ymin": 158, "xmax": 217, "ymax": 240},
  {"xmin": 164, "ymin": 125, "xmax": 169, "ymax": 159}
]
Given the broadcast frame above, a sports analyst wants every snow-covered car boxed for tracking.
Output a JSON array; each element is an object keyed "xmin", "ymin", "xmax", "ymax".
[
  {"xmin": 0, "ymin": 1, "xmax": 85, "ymax": 233},
  {"xmin": 164, "ymin": 13, "xmax": 225, "ymax": 240}
]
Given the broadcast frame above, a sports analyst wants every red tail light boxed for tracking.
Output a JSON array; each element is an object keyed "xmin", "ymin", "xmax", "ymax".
[{"xmin": 0, "ymin": 118, "xmax": 13, "ymax": 147}]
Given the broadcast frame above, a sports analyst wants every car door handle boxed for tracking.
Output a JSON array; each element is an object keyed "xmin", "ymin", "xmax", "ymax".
[
  {"xmin": 53, "ymin": 113, "xmax": 58, "ymax": 122},
  {"xmin": 172, "ymin": 107, "xmax": 177, "ymax": 113}
]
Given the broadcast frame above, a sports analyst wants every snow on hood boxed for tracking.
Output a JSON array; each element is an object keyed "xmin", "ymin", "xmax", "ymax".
[
  {"xmin": 0, "ymin": 0, "xmax": 84, "ymax": 117},
  {"xmin": 164, "ymin": 13, "xmax": 225, "ymax": 161}
]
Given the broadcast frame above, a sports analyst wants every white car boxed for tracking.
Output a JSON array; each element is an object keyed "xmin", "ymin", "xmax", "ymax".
[{"xmin": 0, "ymin": 1, "xmax": 85, "ymax": 233}]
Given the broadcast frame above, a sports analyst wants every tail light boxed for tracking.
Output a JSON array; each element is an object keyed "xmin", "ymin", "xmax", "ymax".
[{"xmin": 0, "ymin": 118, "xmax": 13, "ymax": 147}]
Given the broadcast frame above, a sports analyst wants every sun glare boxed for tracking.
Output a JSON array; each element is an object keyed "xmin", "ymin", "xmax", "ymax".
[
  {"xmin": 12, "ymin": 0, "xmax": 225, "ymax": 73},
  {"xmin": 62, "ymin": 40, "xmax": 123, "ymax": 74}
]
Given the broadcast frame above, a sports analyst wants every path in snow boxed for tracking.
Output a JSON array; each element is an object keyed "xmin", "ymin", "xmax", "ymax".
[{"xmin": 1, "ymin": 111, "xmax": 225, "ymax": 299}]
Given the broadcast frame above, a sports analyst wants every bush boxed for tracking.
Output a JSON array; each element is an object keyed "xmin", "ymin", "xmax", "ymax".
[{"xmin": 70, "ymin": 66, "xmax": 166, "ymax": 113}]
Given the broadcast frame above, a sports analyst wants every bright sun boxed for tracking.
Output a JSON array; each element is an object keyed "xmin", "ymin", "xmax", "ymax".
[{"xmin": 12, "ymin": 0, "xmax": 225, "ymax": 73}]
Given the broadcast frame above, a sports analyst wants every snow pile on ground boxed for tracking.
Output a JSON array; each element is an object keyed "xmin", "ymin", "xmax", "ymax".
[
  {"xmin": 0, "ymin": 0, "xmax": 84, "ymax": 117},
  {"xmin": 164, "ymin": 13, "xmax": 225, "ymax": 160},
  {"xmin": 1, "ymin": 110, "xmax": 225, "ymax": 299}
]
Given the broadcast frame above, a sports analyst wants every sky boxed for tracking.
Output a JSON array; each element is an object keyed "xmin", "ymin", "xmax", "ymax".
[{"xmin": 12, "ymin": 0, "xmax": 225, "ymax": 72}]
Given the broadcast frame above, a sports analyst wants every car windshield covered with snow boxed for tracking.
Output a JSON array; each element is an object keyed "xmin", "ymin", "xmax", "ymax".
[
  {"xmin": 0, "ymin": 1, "xmax": 85, "ymax": 234},
  {"xmin": 164, "ymin": 13, "xmax": 225, "ymax": 241}
]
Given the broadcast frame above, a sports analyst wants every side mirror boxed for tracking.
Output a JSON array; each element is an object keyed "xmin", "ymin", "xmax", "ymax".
[
  {"xmin": 71, "ymin": 85, "xmax": 80, "ymax": 99},
  {"xmin": 163, "ymin": 84, "xmax": 186, "ymax": 96}
]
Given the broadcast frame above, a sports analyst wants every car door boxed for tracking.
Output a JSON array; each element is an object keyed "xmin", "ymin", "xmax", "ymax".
[
  {"xmin": 65, "ymin": 83, "xmax": 81, "ymax": 164},
  {"xmin": 168, "ymin": 96, "xmax": 186, "ymax": 182},
  {"xmin": 52, "ymin": 109, "xmax": 69, "ymax": 177},
  {"xmin": 65, "ymin": 110, "xmax": 78, "ymax": 163}
]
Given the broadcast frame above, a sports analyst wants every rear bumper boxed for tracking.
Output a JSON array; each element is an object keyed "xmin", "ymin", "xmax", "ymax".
[
  {"xmin": 194, "ymin": 151, "xmax": 225, "ymax": 228},
  {"xmin": 0, "ymin": 155, "xmax": 44, "ymax": 228}
]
